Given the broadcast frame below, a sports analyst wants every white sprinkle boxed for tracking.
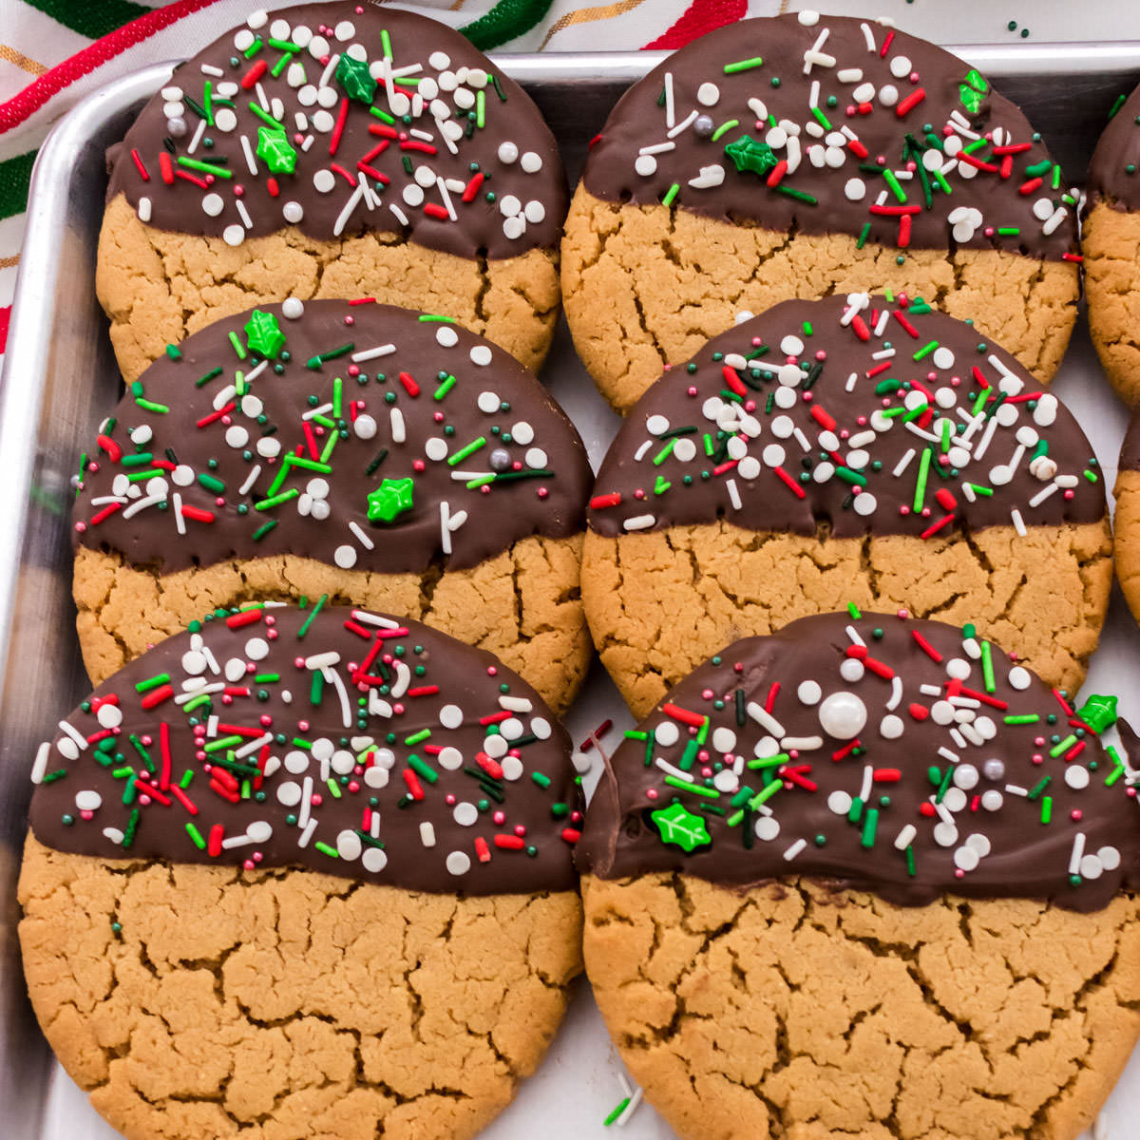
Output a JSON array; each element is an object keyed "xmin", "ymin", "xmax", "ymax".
[
  {"xmin": 390, "ymin": 408, "xmax": 405, "ymax": 444},
  {"xmin": 615, "ymin": 1087, "xmax": 643, "ymax": 1127},
  {"xmin": 1004, "ymin": 784, "xmax": 1028, "ymax": 796},
  {"xmin": 440, "ymin": 502, "xmax": 453, "ymax": 555},
  {"xmin": 663, "ymin": 71, "xmax": 675, "ymax": 128},
  {"xmin": 726, "ymin": 478, "xmax": 742, "ymax": 510},
  {"xmin": 187, "ymin": 117, "xmax": 207, "ymax": 154},
  {"xmin": 937, "ymin": 747, "xmax": 961, "ymax": 764},
  {"xmin": 894, "ymin": 824, "xmax": 917, "ymax": 850},
  {"xmin": 667, "ymin": 109, "xmax": 699, "ymax": 138},
  {"xmin": 655, "ymin": 758, "xmax": 693, "ymax": 782},
  {"xmin": 1028, "ymin": 482, "xmax": 1059, "ymax": 509},
  {"xmin": 239, "ymin": 133, "xmax": 259, "ymax": 176},
  {"xmin": 420, "ymin": 822, "xmax": 436, "ymax": 847},
  {"xmin": 860, "ymin": 765, "xmax": 874, "ymax": 802},
  {"xmin": 781, "ymin": 736, "xmax": 822, "ymax": 752},
  {"xmin": 389, "ymin": 202, "xmax": 409, "ymax": 226},
  {"xmin": 783, "ymin": 839, "xmax": 807, "ymax": 861},
  {"xmin": 1068, "ymin": 832, "xmax": 1087, "ymax": 876},
  {"xmin": 137, "ymin": 197, "xmax": 152, "ymax": 223},
  {"xmin": 297, "ymin": 818, "xmax": 317, "ymax": 848},
  {"xmin": 1010, "ymin": 509, "xmax": 1026, "ymax": 537},
  {"xmin": 297, "ymin": 776, "xmax": 314, "ymax": 829},
  {"xmin": 746, "ymin": 702, "xmax": 785, "ymax": 737},
  {"xmin": 31, "ymin": 742, "xmax": 50, "ymax": 784},
  {"xmin": 58, "ymin": 720, "xmax": 88, "ymax": 751},
  {"xmin": 623, "ymin": 514, "xmax": 656, "ymax": 531},
  {"xmin": 351, "ymin": 610, "xmax": 401, "ymax": 629}
]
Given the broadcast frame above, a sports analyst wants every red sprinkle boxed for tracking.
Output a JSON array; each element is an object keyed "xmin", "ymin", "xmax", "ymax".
[
  {"xmin": 158, "ymin": 151, "xmax": 174, "ymax": 185},
  {"xmin": 398, "ymin": 371, "xmax": 420, "ymax": 397},
  {"xmin": 170, "ymin": 784, "xmax": 198, "ymax": 816},
  {"xmin": 1019, "ymin": 177, "xmax": 1044, "ymax": 196},
  {"xmin": 97, "ymin": 434, "xmax": 122, "ymax": 461},
  {"xmin": 130, "ymin": 148, "xmax": 149, "ymax": 181},
  {"xmin": 226, "ymin": 609, "xmax": 263, "ymax": 629},
  {"xmin": 406, "ymin": 685, "xmax": 440, "ymax": 698},
  {"xmin": 851, "ymin": 315, "xmax": 871, "ymax": 341},
  {"xmin": 766, "ymin": 159, "xmax": 788, "ymax": 188},
  {"xmin": 810, "ymin": 405, "xmax": 836, "ymax": 432},
  {"xmin": 180, "ymin": 505, "xmax": 216, "ymax": 523},
  {"xmin": 403, "ymin": 769, "xmax": 425, "ymax": 800},
  {"xmin": 89, "ymin": 502, "xmax": 123, "ymax": 527},
  {"xmin": 476, "ymin": 752, "xmax": 505, "ymax": 780},
  {"xmin": 207, "ymin": 824, "xmax": 225, "ymax": 857},
  {"xmin": 911, "ymin": 630, "xmax": 943, "ymax": 663},
  {"xmin": 895, "ymin": 88, "xmax": 926, "ymax": 118},
  {"xmin": 908, "ymin": 702, "xmax": 930, "ymax": 720},
  {"xmin": 329, "ymin": 97, "xmax": 350, "ymax": 156},
  {"xmin": 140, "ymin": 684, "xmax": 174, "ymax": 710},
  {"xmin": 495, "ymin": 834, "xmax": 526, "ymax": 850},
  {"xmin": 722, "ymin": 365, "xmax": 748, "ymax": 397},
  {"xmin": 474, "ymin": 837, "xmax": 492, "ymax": 863},
  {"xmin": 663, "ymin": 702, "xmax": 707, "ymax": 729},
  {"xmin": 561, "ymin": 828, "xmax": 582, "ymax": 844},
  {"xmin": 330, "ymin": 162, "xmax": 356, "ymax": 185},
  {"xmin": 240, "ymin": 59, "xmax": 268, "ymax": 90},
  {"xmin": 462, "ymin": 172, "xmax": 485, "ymax": 202},
  {"xmin": 423, "ymin": 202, "xmax": 450, "ymax": 220},
  {"xmin": 874, "ymin": 769, "xmax": 902, "ymax": 783},
  {"xmin": 590, "ymin": 492, "xmax": 622, "ymax": 510},
  {"xmin": 774, "ymin": 465, "xmax": 806, "ymax": 499}
]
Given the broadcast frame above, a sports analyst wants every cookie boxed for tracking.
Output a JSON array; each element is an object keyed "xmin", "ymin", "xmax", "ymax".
[
  {"xmin": 97, "ymin": 3, "xmax": 567, "ymax": 384},
  {"xmin": 72, "ymin": 299, "xmax": 592, "ymax": 714},
  {"xmin": 19, "ymin": 603, "xmax": 584, "ymax": 1140},
  {"xmin": 577, "ymin": 610, "xmax": 1140, "ymax": 1140},
  {"xmin": 1084, "ymin": 83, "xmax": 1140, "ymax": 404},
  {"xmin": 563, "ymin": 12, "xmax": 1081, "ymax": 413},
  {"xmin": 582, "ymin": 294, "xmax": 1111, "ymax": 719},
  {"xmin": 1113, "ymin": 412, "xmax": 1140, "ymax": 625}
]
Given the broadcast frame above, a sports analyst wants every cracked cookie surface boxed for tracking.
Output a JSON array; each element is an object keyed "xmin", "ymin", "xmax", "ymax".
[
  {"xmin": 98, "ymin": 194, "xmax": 561, "ymax": 384},
  {"xmin": 562, "ymin": 189, "xmax": 1078, "ymax": 413},
  {"xmin": 19, "ymin": 835, "xmax": 583, "ymax": 1140},
  {"xmin": 1113, "ymin": 469, "xmax": 1140, "ymax": 629},
  {"xmin": 581, "ymin": 520, "xmax": 1112, "ymax": 719},
  {"xmin": 74, "ymin": 535, "xmax": 590, "ymax": 716},
  {"xmin": 1082, "ymin": 203, "xmax": 1140, "ymax": 406},
  {"xmin": 582, "ymin": 871, "xmax": 1140, "ymax": 1140}
]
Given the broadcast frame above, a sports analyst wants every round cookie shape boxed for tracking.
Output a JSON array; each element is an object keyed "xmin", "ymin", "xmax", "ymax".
[
  {"xmin": 98, "ymin": 2, "xmax": 567, "ymax": 382},
  {"xmin": 72, "ymin": 300, "xmax": 593, "ymax": 711},
  {"xmin": 589, "ymin": 294, "xmax": 1102, "ymax": 540},
  {"xmin": 563, "ymin": 12, "xmax": 1080, "ymax": 412},
  {"xmin": 578, "ymin": 611, "xmax": 1140, "ymax": 911},
  {"xmin": 28, "ymin": 603, "xmax": 581, "ymax": 893},
  {"xmin": 107, "ymin": 3, "xmax": 564, "ymax": 256},
  {"xmin": 1083, "ymin": 82, "xmax": 1140, "ymax": 404},
  {"xmin": 581, "ymin": 293, "xmax": 1112, "ymax": 717},
  {"xmin": 75, "ymin": 300, "xmax": 589, "ymax": 573}
]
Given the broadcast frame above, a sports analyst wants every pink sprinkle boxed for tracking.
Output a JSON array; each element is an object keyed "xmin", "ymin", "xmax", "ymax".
[
  {"xmin": 311, "ymin": 794, "xmax": 322, "ymax": 806},
  {"xmin": 514, "ymin": 824, "xmax": 527, "ymax": 836},
  {"xmin": 74, "ymin": 521, "xmax": 87, "ymax": 533},
  {"xmin": 954, "ymin": 868, "xmax": 965, "ymax": 878},
  {"xmin": 298, "ymin": 720, "xmax": 310, "ymax": 732},
  {"xmin": 537, "ymin": 487, "xmax": 549, "ymax": 499},
  {"xmin": 493, "ymin": 811, "xmax": 506, "ymax": 825},
  {"xmin": 687, "ymin": 386, "xmax": 698, "ymax": 396},
  {"xmin": 896, "ymin": 608, "xmax": 909, "ymax": 619},
  {"xmin": 647, "ymin": 788, "xmax": 659, "ymax": 799},
  {"xmin": 701, "ymin": 688, "xmax": 715, "ymax": 700},
  {"xmin": 446, "ymin": 793, "xmax": 456, "ymax": 805},
  {"xmin": 1032, "ymin": 754, "xmax": 1044, "ymax": 764},
  {"xmin": 1071, "ymin": 809, "xmax": 1083, "ymax": 821},
  {"xmin": 344, "ymin": 315, "xmax": 354, "ymax": 326},
  {"xmin": 348, "ymin": 781, "xmax": 360, "ymax": 793}
]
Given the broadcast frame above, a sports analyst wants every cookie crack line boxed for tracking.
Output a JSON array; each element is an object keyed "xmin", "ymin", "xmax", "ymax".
[{"xmin": 582, "ymin": 872, "xmax": 1140, "ymax": 1140}]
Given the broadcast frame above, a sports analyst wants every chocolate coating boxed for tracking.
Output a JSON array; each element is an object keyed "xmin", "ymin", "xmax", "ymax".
[
  {"xmin": 74, "ymin": 300, "xmax": 590, "ymax": 574},
  {"xmin": 29, "ymin": 605, "xmax": 580, "ymax": 893},
  {"xmin": 1086, "ymin": 82, "xmax": 1140, "ymax": 211},
  {"xmin": 1121, "ymin": 410, "xmax": 1140, "ymax": 473},
  {"xmin": 107, "ymin": 3, "xmax": 566, "ymax": 259},
  {"xmin": 577, "ymin": 612, "xmax": 1140, "ymax": 911},
  {"xmin": 582, "ymin": 14, "xmax": 1077, "ymax": 260},
  {"xmin": 588, "ymin": 295, "xmax": 1103, "ymax": 541}
]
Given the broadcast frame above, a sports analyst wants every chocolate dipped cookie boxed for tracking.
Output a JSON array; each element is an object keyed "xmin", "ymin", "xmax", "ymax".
[
  {"xmin": 578, "ymin": 611, "xmax": 1140, "ymax": 1140},
  {"xmin": 582, "ymin": 294, "xmax": 1111, "ymax": 719},
  {"xmin": 72, "ymin": 300, "xmax": 592, "ymax": 713},
  {"xmin": 98, "ymin": 3, "xmax": 566, "ymax": 384},
  {"xmin": 1084, "ymin": 82, "xmax": 1140, "ymax": 405},
  {"xmin": 563, "ymin": 12, "xmax": 1081, "ymax": 413},
  {"xmin": 19, "ymin": 603, "xmax": 583, "ymax": 1140}
]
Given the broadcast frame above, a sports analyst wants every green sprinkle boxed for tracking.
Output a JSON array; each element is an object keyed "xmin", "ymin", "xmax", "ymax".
[
  {"xmin": 861, "ymin": 808, "xmax": 879, "ymax": 848},
  {"xmin": 913, "ymin": 447, "xmax": 932, "ymax": 511},
  {"xmin": 297, "ymin": 593, "xmax": 327, "ymax": 639},
  {"xmin": 913, "ymin": 340, "xmax": 939, "ymax": 361},
  {"xmin": 653, "ymin": 439, "xmax": 677, "ymax": 466},
  {"xmin": 380, "ymin": 27, "xmax": 393, "ymax": 60},
  {"xmin": 314, "ymin": 841, "xmax": 339, "ymax": 858},
  {"xmin": 252, "ymin": 520, "xmax": 277, "ymax": 541},
  {"xmin": 775, "ymin": 185, "xmax": 817, "ymax": 204},
  {"xmin": 1028, "ymin": 776, "xmax": 1052, "ymax": 801},
  {"xmin": 710, "ymin": 118, "xmax": 740, "ymax": 142},
  {"xmin": 1105, "ymin": 745, "xmax": 1126, "ymax": 786},
  {"xmin": 1040, "ymin": 796, "xmax": 1053, "ymax": 824},
  {"xmin": 135, "ymin": 672, "xmax": 171, "ymax": 694},
  {"xmin": 750, "ymin": 779, "xmax": 783, "ymax": 809},
  {"xmin": 255, "ymin": 488, "xmax": 300, "ymax": 511},
  {"xmin": 847, "ymin": 602, "xmax": 862, "ymax": 619},
  {"xmin": 856, "ymin": 222, "xmax": 872, "ymax": 249},
  {"xmin": 531, "ymin": 771, "xmax": 552, "ymax": 788},
  {"xmin": 180, "ymin": 770, "xmax": 195, "ymax": 789},
  {"xmin": 178, "ymin": 156, "xmax": 232, "ymax": 179},
  {"xmin": 203, "ymin": 734, "xmax": 243, "ymax": 754},
  {"xmin": 906, "ymin": 845, "xmax": 916, "ymax": 877},
  {"xmin": 662, "ymin": 183, "xmax": 680, "ymax": 207},
  {"xmin": 604, "ymin": 1098, "xmax": 631, "ymax": 1127},
  {"xmin": 1050, "ymin": 734, "xmax": 1078, "ymax": 758},
  {"xmin": 369, "ymin": 105, "xmax": 396, "ymax": 125},
  {"xmin": 434, "ymin": 374, "xmax": 457, "ymax": 400},
  {"xmin": 1003, "ymin": 714, "xmax": 1040, "ymax": 725},
  {"xmin": 448, "ymin": 436, "xmax": 487, "ymax": 466},
  {"xmin": 326, "ymin": 778, "xmax": 342, "ymax": 799},
  {"xmin": 980, "ymin": 641, "xmax": 995, "ymax": 694},
  {"xmin": 811, "ymin": 106, "xmax": 832, "ymax": 131},
  {"xmin": 135, "ymin": 398, "xmax": 169, "ymax": 414},
  {"xmin": 665, "ymin": 775, "xmax": 720, "ymax": 798},
  {"xmin": 186, "ymin": 822, "xmax": 206, "ymax": 850},
  {"xmin": 198, "ymin": 472, "xmax": 226, "ymax": 494},
  {"xmin": 182, "ymin": 693, "xmax": 212, "ymax": 713},
  {"xmin": 405, "ymin": 729, "xmax": 431, "ymax": 746},
  {"xmin": 883, "ymin": 168, "xmax": 908, "ymax": 203},
  {"xmin": 724, "ymin": 56, "xmax": 764, "ymax": 73}
]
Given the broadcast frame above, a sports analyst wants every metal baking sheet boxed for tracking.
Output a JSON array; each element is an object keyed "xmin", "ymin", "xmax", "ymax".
[{"xmin": 4, "ymin": 42, "xmax": 1140, "ymax": 1140}]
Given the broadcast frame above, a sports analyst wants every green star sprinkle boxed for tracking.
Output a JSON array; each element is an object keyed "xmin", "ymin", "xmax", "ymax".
[
  {"xmin": 959, "ymin": 69, "xmax": 989, "ymax": 114},
  {"xmin": 367, "ymin": 477, "xmax": 415, "ymax": 523},
  {"xmin": 724, "ymin": 134, "xmax": 778, "ymax": 177},
  {"xmin": 651, "ymin": 802, "xmax": 711, "ymax": 852},
  {"xmin": 244, "ymin": 310, "xmax": 286, "ymax": 358},
  {"xmin": 1076, "ymin": 694, "xmax": 1118, "ymax": 734},
  {"xmin": 255, "ymin": 126, "xmax": 297, "ymax": 174},
  {"xmin": 336, "ymin": 53, "xmax": 377, "ymax": 104}
]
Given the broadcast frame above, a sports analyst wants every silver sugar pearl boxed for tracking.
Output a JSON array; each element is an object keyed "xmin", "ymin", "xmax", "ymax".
[
  {"xmin": 167, "ymin": 117, "xmax": 188, "ymax": 138},
  {"xmin": 489, "ymin": 448, "xmax": 512, "ymax": 472},
  {"xmin": 982, "ymin": 758, "xmax": 1005, "ymax": 781},
  {"xmin": 693, "ymin": 114, "xmax": 716, "ymax": 138}
]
